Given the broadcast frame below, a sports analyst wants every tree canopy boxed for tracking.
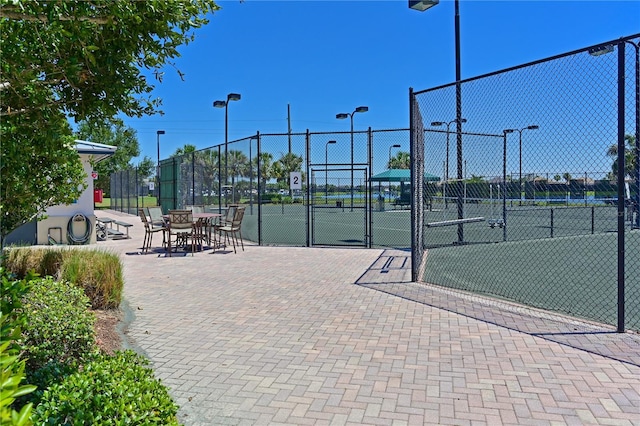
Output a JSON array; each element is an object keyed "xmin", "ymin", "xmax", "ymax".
[
  {"xmin": 388, "ymin": 151, "xmax": 410, "ymax": 169},
  {"xmin": 0, "ymin": 0, "xmax": 219, "ymax": 241},
  {"xmin": 76, "ymin": 119, "xmax": 154, "ymax": 196},
  {"xmin": 607, "ymin": 134, "xmax": 637, "ymax": 181}
]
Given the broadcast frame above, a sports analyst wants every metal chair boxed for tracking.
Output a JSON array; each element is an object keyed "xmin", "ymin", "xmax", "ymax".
[
  {"xmin": 167, "ymin": 210, "xmax": 196, "ymax": 256},
  {"xmin": 138, "ymin": 208, "xmax": 166, "ymax": 253},
  {"xmin": 218, "ymin": 206, "xmax": 246, "ymax": 253}
]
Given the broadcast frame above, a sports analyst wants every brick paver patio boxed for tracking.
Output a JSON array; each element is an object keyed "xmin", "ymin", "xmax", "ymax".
[{"xmin": 97, "ymin": 210, "xmax": 639, "ymax": 425}]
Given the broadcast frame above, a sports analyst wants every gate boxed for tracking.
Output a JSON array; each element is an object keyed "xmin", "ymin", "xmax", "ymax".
[{"xmin": 309, "ymin": 168, "xmax": 369, "ymax": 247}]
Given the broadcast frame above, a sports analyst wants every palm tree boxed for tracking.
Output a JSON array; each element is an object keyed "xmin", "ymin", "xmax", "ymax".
[
  {"xmin": 388, "ymin": 151, "xmax": 410, "ymax": 169},
  {"xmin": 273, "ymin": 152, "xmax": 304, "ymax": 194},
  {"xmin": 253, "ymin": 152, "xmax": 273, "ymax": 195},
  {"xmin": 606, "ymin": 134, "xmax": 637, "ymax": 181},
  {"xmin": 228, "ymin": 150, "xmax": 249, "ymax": 202}
]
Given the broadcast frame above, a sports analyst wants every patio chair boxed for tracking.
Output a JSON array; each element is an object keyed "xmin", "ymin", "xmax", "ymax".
[
  {"xmin": 187, "ymin": 205, "xmax": 205, "ymax": 213},
  {"xmin": 218, "ymin": 206, "xmax": 246, "ymax": 253},
  {"xmin": 138, "ymin": 208, "xmax": 166, "ymax": 254},
  {"xmin": 167, "ymin": 209, "xmax": 197, "ymax": 256},
  {"xmin": 213, "ymin": 204, "xmax": 237, "ymax": 244},
  {"xmin": 147, "ymin": 206, "xmax": 166, "ymax": 228}
]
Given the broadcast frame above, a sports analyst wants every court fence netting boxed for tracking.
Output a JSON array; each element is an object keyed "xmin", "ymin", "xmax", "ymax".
[
  {"xmin": 411, "ymin": 34, "xmax": 639, "ymax": 332},
  {"xmin": 110, "ymin": 34, "xmax": 639, "ymax": 333}
]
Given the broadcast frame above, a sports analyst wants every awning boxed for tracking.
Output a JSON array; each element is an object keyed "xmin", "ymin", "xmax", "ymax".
[
  {"xmin": 370, "ymin": 169, "xmax": 440, "ymax": 183},
  {"xmin": 75, "ymin": 139, "xmax": 117, "ymax": 162}
]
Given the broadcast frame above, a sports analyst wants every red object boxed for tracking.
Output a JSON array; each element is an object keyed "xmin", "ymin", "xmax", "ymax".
[{"xmin": 94, "ymin": 189, "xmax": 103, "ymax": 203}]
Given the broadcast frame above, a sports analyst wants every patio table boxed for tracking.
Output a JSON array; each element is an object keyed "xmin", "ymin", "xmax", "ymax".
[{"xmin": 164, "ymin": 212, "xmax": 222, "ymax": 251}]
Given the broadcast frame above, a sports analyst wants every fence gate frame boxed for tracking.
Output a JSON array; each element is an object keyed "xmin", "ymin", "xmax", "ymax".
[{"xmin": 308, "ymin": 167, "xmax": 370, "ymax": 247}]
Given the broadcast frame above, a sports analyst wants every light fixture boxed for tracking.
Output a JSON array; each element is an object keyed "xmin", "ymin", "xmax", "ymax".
[
  {"xmin": 588, "ymin": 44, "xmax": 614, "ymax": 56},
  {"xmin": 408, "ymin": 0, "xmax": 439, "ymax": 12}
]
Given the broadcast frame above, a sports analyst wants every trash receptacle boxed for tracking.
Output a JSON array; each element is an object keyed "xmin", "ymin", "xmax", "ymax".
[
  {"xmin": 94, "ymin": 189, "xmax": 103, "ymax": 203},
  {"xmin": 336, "ymin": 200, "xmax": 342, "ymax": 208}
]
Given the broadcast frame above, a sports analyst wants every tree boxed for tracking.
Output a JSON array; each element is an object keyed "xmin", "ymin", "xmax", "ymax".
[
  {"xmin": 137, "ymin": 156, "xmax": 156, "ymax": 184},
  {"xmin": 1, "ymin": 116, "xmax": 85, "ymax": 246},
  {"xmin": 228, "ymin": 150, "xmax": 249, "ymax": 202},
  {"xmin": 76, "ymin": 119, "xmax": 141, "ymax": 196},
  {"xmin": 0, "ymin": 0, "xmax": 219, "ymax": 239},
  {"xmin": 606, "ymin": 134, "xmax": 637, "ymax": 181},
  {"xmin": 254, "ymin": 152, "xmax": 274, "ymax": 194},
  {"xmin": 388, "ymin": 151, "xmax": 410, "ymax": 169},
  {"xmin": 172, "ymin": 144, "xmax": 197, "ymax": 158},
  {"xmin": 273, "ymin": 152, "xmax": 304, "ymax": 187}
]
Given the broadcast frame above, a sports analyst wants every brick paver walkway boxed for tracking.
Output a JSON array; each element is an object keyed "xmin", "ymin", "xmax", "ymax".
[{"xmin": 97, "ymin": 210, "xmax": 639, "ymax": 425}]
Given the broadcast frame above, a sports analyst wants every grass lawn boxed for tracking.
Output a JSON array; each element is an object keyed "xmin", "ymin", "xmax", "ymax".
[{"xmin": 95, "ymin": 197, "xmax": 157, "ymax": 209}]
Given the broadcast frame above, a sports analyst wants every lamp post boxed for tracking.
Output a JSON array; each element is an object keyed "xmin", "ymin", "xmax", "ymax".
[
  {"xmin": 388, "ymin": 144, "xmax": 401, "ymax": 167},
  {"xmin": 214, "ymin": 93, "xmax": 241, "ymax": 205},
  {"xmin": 431, "ymin": 119, "xmax": 466, "ymax": 208},
  {"xmin": 336, "ymin": 106, "xmax": 368, "ymax": 211},
  {"xmin": 503, "ymin": 125, "xmax": 539, "ymax": 205},
  {"xmin": 156, "ymin": 130, "xmax": 165, "ymax": 208},
  {"xmin": 325, "ymin": 140, "xmax": 337, "ymax": 203},
  {"xmin": 589, "ymin": 40, "xmax": 639, "ymax": 228},
  {"xmin": 411, "ymin": 0, "xmax": 464, "ymax": 242}
]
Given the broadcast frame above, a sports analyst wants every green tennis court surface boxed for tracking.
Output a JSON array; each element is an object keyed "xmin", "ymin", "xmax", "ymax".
[{"xmin": 422, "ymin": 231, "xmax": 639, "ymax": 330}]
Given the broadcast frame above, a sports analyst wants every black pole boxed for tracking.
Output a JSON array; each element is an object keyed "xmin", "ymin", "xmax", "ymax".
[
  {"xmin": 502, "ymin": 131, "xmax": 507, "ymax": 242},
  {"xmin": 350, "ymin": 114, "xmax": 354, "ymax": 212},
  {"xmin": 224, "ymin": 102, "xmax": 228, "ymax": 207},
  {"xmin": 409, "ymin": 88, "xmax": 417, "ymax": 282},
  {"xmin": 617, "ymin": 41, "xmax": 626, "ymax": 333},
  {"xmin": 191, "ymin": 151, "xmax": 195, "ymax": 206},
  {"xmin": 630, "ymin": 40, "xmax": 640, "ymax": 229},
  {"xmin": 257, "ymin": 132, "xmax": 262, "ymax": 246},
  {"xmin": 217, "ymin": 145, "xmax": 222, "ymax": 212},
  {"xmin": 305, "ymin": 129, "xmax": 311, "ymax": 247},
  {"xmin": 519, "ymin": 130, "xmax": 522, "ymax": 206},
  {"xmin": 368, "ymin": 127, "xmax": 373, "ymax": 248},
  {"xmin": 455, "ymin": 0, "xmax": 464, "ymax": 243},
  {"xmin": 249, "ymin": 138, "xmax": 253, "ymax": 215}
]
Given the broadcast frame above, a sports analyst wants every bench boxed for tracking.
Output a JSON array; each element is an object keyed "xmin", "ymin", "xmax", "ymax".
[
  {"xmin": 393, "ymin": 198, "xmax": 411, "ymax": 209},
  {"xmin": 112, "ymin": 220, "xmax": 133, "ymax": 238},
  {"xmin": 96, "ymin": 217, "xmax": 132, "ymax": 239},
  {"xmin": 426, "ymin": 217, "xmax": 485, "ymax": 228}
]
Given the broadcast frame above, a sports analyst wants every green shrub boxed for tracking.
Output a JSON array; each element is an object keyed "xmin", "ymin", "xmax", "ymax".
[
  {"xmin": 0, "ymin": 268, "xmax": 36, "ymax": 426},
  {"xmin": 2, "ymin": 248, "xmax": 62, "ymax": 280},
  {"xmin": 2, "ymin": 248, "xmax": 123, "ymax": 310},
  {"xmin": 20, "ymin": 277, "xmax": 97, "ymax": 372},
  {"xmin": 58, "ymin": 249, "xmax": 123, "ymax": 309},
  {"xmin": 33, "ymin": 351, "xmax": 181, "ymax": 426}
]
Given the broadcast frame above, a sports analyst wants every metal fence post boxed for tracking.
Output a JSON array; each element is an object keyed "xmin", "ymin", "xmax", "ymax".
[{"xmin": 617, "ymin": 40, "xmax": 626, "ymax": 333}]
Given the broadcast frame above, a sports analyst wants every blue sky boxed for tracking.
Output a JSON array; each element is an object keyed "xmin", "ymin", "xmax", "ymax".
[{"xmin": 122, "ymin": 0, "xmax": 640, "ymax": 164}]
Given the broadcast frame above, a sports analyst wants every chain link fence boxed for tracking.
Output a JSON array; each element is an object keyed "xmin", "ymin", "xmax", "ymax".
[
  {"xmin": 112, "ymin": 129, "xmax": 413, "ymax": 248},
  {"xmin": 412, "ymin": 34, "xmax": 640, "ymax": 332},
  {"xmin": 109, "ymin": 168, "xmax": 155, "ymax": 215}
]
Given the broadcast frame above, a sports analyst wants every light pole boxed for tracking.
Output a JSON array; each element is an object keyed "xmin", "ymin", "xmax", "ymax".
[
  {"xmin": 388, "ymin": 144, "xmax": 401, "ymax": 167},
  {"xmin": 336, "ymin": 106, "xmax": 368, "ymax": 211},
  {"xmin": 589, "ymin": 40, "xmax": 639, "ymax": 228},
  {"xmin": 431, "ymin": 119, "xmax": 466, "ymax": 208},
  {"xmin": 156, "ymin": 130, "xmax": 165, "ymax": 208},
  {"xmin": 411, "ymin": 0, "xmax": 464, "ymax": 242},
  {"xmin": 325, "ymin": 140, "xmax": 336, "ymax": 203},
  {"xmin": 504, "ymin": 125, "xmax": 539, "ymax": 205},
  {"xmin": 214, "ymin": 93, "xmax": 241, "ymax": 205}
]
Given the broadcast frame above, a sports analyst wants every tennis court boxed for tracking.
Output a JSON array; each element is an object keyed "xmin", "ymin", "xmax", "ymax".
[{"xmin": 422, "ymin": 230, "xmax": 640, "ymax": 330}]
